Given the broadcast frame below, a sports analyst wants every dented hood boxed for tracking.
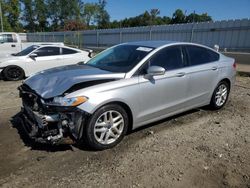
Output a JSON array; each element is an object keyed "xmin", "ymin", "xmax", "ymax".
[{"xmin": 24, "ymin": 64, "xmax": 125, "ymax": 99}]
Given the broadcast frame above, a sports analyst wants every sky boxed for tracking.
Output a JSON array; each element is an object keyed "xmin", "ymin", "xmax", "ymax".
[{"xmin": 85, "ymin": 0, "xmax": 250, "ymax": 21}]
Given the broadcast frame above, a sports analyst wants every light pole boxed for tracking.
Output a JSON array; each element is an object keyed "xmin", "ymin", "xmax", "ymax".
[{"xmin": 0, "ymin": 1, "xmax": 3, "ymax": 32}]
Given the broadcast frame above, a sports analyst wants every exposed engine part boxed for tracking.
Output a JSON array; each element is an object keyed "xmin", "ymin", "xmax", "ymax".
[
  {"xmin": 19, "ymin": 84, "xmax": 90, "ymax": 145},
  {"xmin": 32, "ymin": 111, "xmax": 59, "ymax": 128},
  {"xmin": 61, "ymin": 119, "xmax": 68, "ymax": 126},
  {"xmin": 44, "ymin": 114, "xmax": 60, "ymax": 122},
  {"xmin": 47, "ymin": 122, "xmax": 63, "ymax": 143}
]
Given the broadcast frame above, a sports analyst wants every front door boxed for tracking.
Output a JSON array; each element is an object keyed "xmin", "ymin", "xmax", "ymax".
[
  {"xmin": 136, "ymin": 46, "xmax": 189, "ymax": 125},
  {"xmin": 26, "ymin": 46, "xmax": 62, "ymax": 75}
]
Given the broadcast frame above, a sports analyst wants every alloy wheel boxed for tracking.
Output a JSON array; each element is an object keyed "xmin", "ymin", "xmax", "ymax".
[
  {"xmin": 215, "ymin": 84, "xmax": 228, "ymax": 107},
  {"xmin": 94, "ymin": 110, "xmax": 124, "ymax": 145}
]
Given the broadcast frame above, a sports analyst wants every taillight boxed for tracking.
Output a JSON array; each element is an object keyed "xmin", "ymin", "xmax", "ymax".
[{"xmin": 233, "ymin": 62, "xmax": 236, "ymax": 69}]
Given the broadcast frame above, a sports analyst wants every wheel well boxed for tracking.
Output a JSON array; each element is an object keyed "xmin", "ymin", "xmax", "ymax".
[
  {"xmin": 220, "ymin": 78, "xmax": 231, "ymax": 91},
  {"xmin": 3, "ymin": 65, "xmax": 26, "ymax": 77},
  {"xmin": 105, "ymin": 101, "xmax": 133, "ymax": 133}
]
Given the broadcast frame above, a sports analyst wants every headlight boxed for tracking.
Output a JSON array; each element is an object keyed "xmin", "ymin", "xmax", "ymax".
[{"xmin": 51, "ymin": 96, "xmax": 88, "ymax": 107}]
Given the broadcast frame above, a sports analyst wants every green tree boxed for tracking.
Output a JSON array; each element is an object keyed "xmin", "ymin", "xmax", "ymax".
[
  {"xmin": 199, "ymin": 13, "xmax": 212, "ymax": 22},
  {"xmin": 0, "ymin": 0, "xmax": 20, "ymax": 31},
  {"xmin": 96, "ymin": 0, "xmax": 110, "ymax": 29},
  {"xmin": 22, "ymin": 0, "xmax": 36, "ymax": 32},
  {"xmin": 34, "ymin": 0, "xmax": 48, "ymax": 31},
  {"xmin": 64, "ymin": 19, "xmax": 86, "ymax": 31},
  {"xmin": 150, "ymin": 8, "xmax": 160, "ymax": 25},
  {"xmin": 186, "ymin": 12, "xmax": 212, "ymax": 23},
  {"xmin": 161, "ymin": 16, "xmax": 171, "ymax": 24},
  {"xmin": 83, "ymin": 2, "xmax": 99, "ymax": 26},
  {"xmin": 172, "ymin": 9, "xmax": 185, "ymax": 23},
  {"xmin": 0, "ymin": 1, "xmax": 11, "ymax": 31},
  {"xmin": 7, "ymin": 0, "xmax": 21, "ymax": 31},
  {"xmin": 48, "ymin": 0, "xmax": 84, "ymax": 31}
]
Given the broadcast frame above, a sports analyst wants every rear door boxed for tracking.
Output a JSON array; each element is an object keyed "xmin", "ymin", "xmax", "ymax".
[
  {"xmin": 136, "ymin": 45, "xmax": 189, "ymax": 124},
  {"xmin": 60, "ymin": 47, "xmax": 82, "ymax": 65},
  {"xmin": 26, "ymin": 46, "xmax": 61, "ymax": 74},
  {"xmin": 183, "ymin": 45, "xmax": 220, "ymax": 106}
]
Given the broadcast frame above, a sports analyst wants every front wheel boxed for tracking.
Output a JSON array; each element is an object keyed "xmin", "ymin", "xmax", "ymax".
[
  {"xmin": 209, "ymin": 81, "xmax": 230, "ymax": 110},
  {"xmin": 83, "ymin": 104, "xmax": 128, "ymax": 150},
  {"xmin": 3, "ymin": 66, "xmax": 25, "ymax": 81}
]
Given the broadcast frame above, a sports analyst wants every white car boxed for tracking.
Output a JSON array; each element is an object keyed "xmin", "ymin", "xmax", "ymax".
[
  {"xmin": 0, "ymin": 32, "xmax": 64, "ymax": 58},
  {"xmin": 0, "ymin": 45, "xmax": 92, "ymax": 80}
]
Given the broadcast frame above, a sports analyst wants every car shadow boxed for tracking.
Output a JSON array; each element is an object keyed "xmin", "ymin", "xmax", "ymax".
[
  {"xmin": 10, "ymin": 112, "xmax": 74, "ymax": 152},
  {"xmin": 10, "ymin": 107, "xmax": 211, "ymax": 152},
  {"xmin": 129, "ymin": 108, "xmax": 201, "ymax": 135}
]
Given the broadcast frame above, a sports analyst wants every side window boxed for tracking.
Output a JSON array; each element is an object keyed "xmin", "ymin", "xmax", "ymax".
[
  {"xmin": 149, "ymin": 46, "xmax": 183, "ymax": 71},
  {"xmin": 35, "ymin": 47, "xmax": 60, "ymax": 57},
  {"xmin": 186, "ymin": 45, "xmax": 220, "ymax": 66},
  {"xmin": 62, "ymin": 48, "xmax": 78, "ymax": 55},
  {"xmin": 0, "ymin": 34, "xmax": 17, "ymax": 43}
]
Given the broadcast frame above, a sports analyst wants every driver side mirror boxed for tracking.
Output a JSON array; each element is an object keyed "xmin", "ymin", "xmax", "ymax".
[
  {"xmin": 29, "ymin": 53, "xmax": 38, "ymax": 59},
  {"xmin": 144, "ymin": 66, "xmax": 165, "ymax": 79}
]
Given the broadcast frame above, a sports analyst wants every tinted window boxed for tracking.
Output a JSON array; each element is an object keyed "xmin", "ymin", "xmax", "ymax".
[
  {"xmin": 86, "ymin": 45, "xmax": 154, "ymax": 73},
  {"xmin": 35, "ymin": 47, "xmax": 60, "ymax": 57},
  {"xmin": 62, "ymin": 48, "xmax": 78, "ymax": 54},
  {"xmin": 149, "ymin": 46, "xmax": 183, "ymax": 70},
  {"xmin": 185, "ymin": 45, "xmax": 220, "ymax": 66}
]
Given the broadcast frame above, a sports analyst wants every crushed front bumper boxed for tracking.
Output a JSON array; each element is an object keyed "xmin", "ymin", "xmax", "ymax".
[
  {"xmin": 18, "ymin": 84, "xmax": 90, "ymax": 145},
  {"xmin": 19, "ymin": 101, "xmax": 90, "ymax": 145}
]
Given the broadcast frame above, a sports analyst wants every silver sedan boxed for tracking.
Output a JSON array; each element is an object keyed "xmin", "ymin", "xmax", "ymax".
[{"xmin": 19, "ymin": 41, "xmax": 236, "ymax": 150}]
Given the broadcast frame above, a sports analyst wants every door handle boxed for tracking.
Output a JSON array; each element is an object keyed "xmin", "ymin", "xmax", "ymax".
[
  {"xmin": 175, "ymin": 72, "xmax": 185, "ymax": 77},
  {"xmin": 211, "ymin": 67, "xmax": 218, "ymax": 70},
  {"xmin": 11, "ymin": 44, "xmax": 16, "ymax": 47}
]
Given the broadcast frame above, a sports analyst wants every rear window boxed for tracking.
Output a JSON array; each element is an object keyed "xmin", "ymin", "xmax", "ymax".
[
  {"xmin": 62, "ymin": 48, "xmax": 78, "ymax": 54},
  {"xmin": 185, "ymin": 45, "xmax": 220, "ymax": 66}
]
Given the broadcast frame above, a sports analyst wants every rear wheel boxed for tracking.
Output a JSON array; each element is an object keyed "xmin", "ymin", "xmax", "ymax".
[
  {"xmin": 3, "ymin": 66, "xmax": 25, "ymax": 81},
  {"xmin": 209, "ymin": 81, "xmax": 230, "ymax": 110},
  {"xmin": 83, "ymin": 104, "xmax": 128, "ymax": 150}
]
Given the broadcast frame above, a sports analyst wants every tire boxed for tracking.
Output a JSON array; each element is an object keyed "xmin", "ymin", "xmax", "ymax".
[
  {"xmin": 83, "ymin": 104, "xmax": 129, "ymax": 150},
  {"xmin": 209, "ymin": 81, "xmax": 230, "ymax": 110},
  {"xmin": 3, "ymin": 66, "xmax": 25, "ymax": 81}
]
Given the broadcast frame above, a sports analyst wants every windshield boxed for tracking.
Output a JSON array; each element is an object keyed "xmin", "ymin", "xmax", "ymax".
[
  {"xmin": 86, "ymin": 44, "xmax": 154, "ymax": 73},
  {"xmin": 14, "ymin": 45, "xmax": 40, "ymax": 56}
]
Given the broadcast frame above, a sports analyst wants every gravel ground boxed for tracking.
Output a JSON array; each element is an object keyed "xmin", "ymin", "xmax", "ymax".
[{"xmin": 0, "ymin": 76, "xmax": 249, "ymax": 188}]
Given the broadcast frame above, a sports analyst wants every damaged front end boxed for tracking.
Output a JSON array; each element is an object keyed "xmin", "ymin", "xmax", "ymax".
[{"xmin": 18, "ymin": 84, "xmax": 89, "ymax": 145}]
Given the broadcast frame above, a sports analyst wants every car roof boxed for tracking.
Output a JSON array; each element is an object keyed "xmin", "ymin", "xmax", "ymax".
[
  {"xmin": 38, "ymin": 43, "xmax": 64, "ymax": 47},
  {"xmin": 123, "ymin": 41, "xmax": 178, "ymax": 48},
  {"xmin": 122, "ymin": 40, "xmax": 218, "ymax": 53},
  {"xmin": 35, "ymin": 44, "xmax": 81, "ymax": 51}
]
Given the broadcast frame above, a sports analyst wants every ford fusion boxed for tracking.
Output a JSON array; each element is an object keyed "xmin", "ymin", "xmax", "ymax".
[{"xmin": 18, "ymin": 41, "xmax": 236, "ymax": 150}]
